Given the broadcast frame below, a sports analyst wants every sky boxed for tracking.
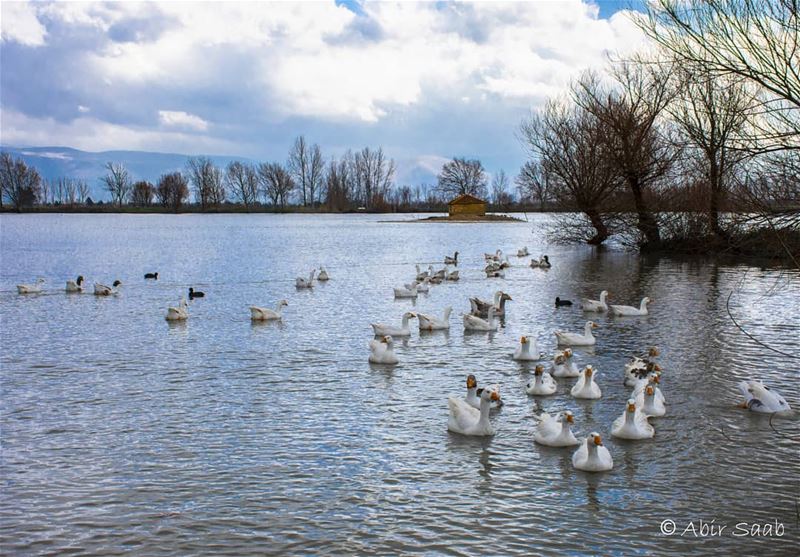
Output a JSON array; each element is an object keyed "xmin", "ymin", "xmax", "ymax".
[{"xmin": 0, "ymin": 1, "xmax": 647, "ymax": 185}]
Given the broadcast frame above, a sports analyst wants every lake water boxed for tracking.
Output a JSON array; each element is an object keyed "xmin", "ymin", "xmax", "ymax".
[{"xmin": 1, "ymin": 213, "xmax": 798, "ymax": 556}]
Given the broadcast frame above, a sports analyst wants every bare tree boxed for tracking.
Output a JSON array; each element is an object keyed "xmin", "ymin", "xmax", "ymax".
[
  {"xmin": 156, "ymin": 173, "xmax": 189, "ymax": 212},
  {"xmin": 258, "ymin": 162, "xmax": 295, "ymax": 209},
  {"xmin": 436, "ymin": 157, "xmax": 488, "ymax": 200},
  {"xmin": 352, "ymin": 147, "xmax": 396, "ymax": 209},
  {"xmin": 637, "ymin": 0, "xmax": 800, "ymax": 151},
  {"xmin": 516, "ymin": 160, "xmax": 551, "ymax": 210},
  {"xmin": 131, "ymin": 180, "xmax": 155, "ymax": 207},
  {"xmin": 100, "ymin": 162, "xmax": 131, "ymax": 207},
  {"xmin": 0, "ymin": 152, "xmax": 42, "ymax": 211},
  {"xmin": 324, "ymin": 154, "xmax": 354, "ymax": 211},
  {"xmin": 573, "ymin": 66, "xmax": 676, "ymax": 248},
  {"xmin": 491, "ymin": 170, "xmax": 510, "ymax": 206},
  {"xmin": 287, "ymin": 136, "xmax": 324, "ymax": 207},
  {"xmin": 187, "ymin": 156, "xmax": 223, "ymax": 210},
  {"xmin": 520, "ymin": 99, "xmax": 621, "ymax": 244},
  {"xmin": 669, "ymin": 62, "xmax": 758, "ymax": 238},
  {"xmin": 225, "ymin": 161, "xmax": 259, "ymax": 208},
  {"xmin": 77, "ymin": 180, "xmax": 90, "ymax": 205}
]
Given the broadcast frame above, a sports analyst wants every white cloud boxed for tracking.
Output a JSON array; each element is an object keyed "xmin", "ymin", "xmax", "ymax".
[
  {"xmin": 158, "ymin": 110, "xmax": 209, "ymax": 131},
  {"xmin": 1, "ymin": 1, "xmax": 47, "ymax": 46},
  {"xmin": 78, "ymin": 105, "xmax": 90, "ymax": 113}
]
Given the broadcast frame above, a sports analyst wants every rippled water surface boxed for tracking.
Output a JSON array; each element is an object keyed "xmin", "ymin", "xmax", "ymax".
[{"xmin": 1, "ymin": 213, "xmax": 799, "ymax": 556}]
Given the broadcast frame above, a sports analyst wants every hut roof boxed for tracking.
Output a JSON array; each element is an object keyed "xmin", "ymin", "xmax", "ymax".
[{"xmin": 448, "ymin": 193, "xmax": 486, "ymax": 206}]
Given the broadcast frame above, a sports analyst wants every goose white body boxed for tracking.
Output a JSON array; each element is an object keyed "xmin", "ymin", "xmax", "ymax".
[
  {"xmin": 250, "ymin": 300, "xmax": 288, "ymax": 321},
  {"xmin": 525, "ymin": 368, "xmax": 557, "ymax": 396},
  {"xmin": 555, "ymin": 321, "xmax": 597, "ymax": 346},
  {"xmin": 581, "ymin": 290, "xmax": 608, "ymax": 312},
  {"xmin": 572, "ymin": 434, "xmax": 613, "ymax": 472},
  {"xmin": 369, "ymin": 336, "xmax": 398, "ymax": 364},
  {"xmin": 296, "ymin": 270, "xmax": 315, "ymax": 288},
  {"xmin": 418, "ymin": 307, "xmax": 451, "ymax": 331},
  {"xmin": 611, "ymin": 400, "xmax": 655, "ymax": 439},
  {"xmin": 571, "ymin": 367, "xmax": 602, "ymax": 399},
  {"xmin": 166, "ymin": 298, "xmax": 189, "ymax": 321},
  {"xmin": 551, "ymin": 350, "xmax": 580, "ymax": 378},
  {"xmin": 463, "ymin": 307, "xmax": 497, "ymax": 331},
  {"xmin": 17, "ymin": 278, "xmax": 45, "ymax": 294},
  {"xmin": 65, "ymin": 277, "xmax": 84, "ymax": 293},
  {"xmin": 393, "ymin": 284, "xmax": 418, "ymax": 298},
  {"xmin": 534, "ymin": 412, "xmax": 579, "ymax": 447},
  {"xmin": 317, "ymin": 267, "xmax": 329, "ymax": 281},
  {"xmin": 738, "ymin": 380, "xmax": 791, "ymax": 414},
  {"xmin": 517, "ymin": 246, "xmax": 529, "ymax": 257},
  {"xmin": 513, "ymin": 336, "xmax": 541, "ymax": 361},
  {"xmin": 609, "ymin": 297, "xmax": 650, "ymax": 316},
  {"xmin": 635, "ymin": 386, "xmax": 666, "ymax": 417},
  {"xmin": 93, "ymin": 281, "xmax": 120, "ymax": 296},
  {"xmin": 372, "ymin": 312, "xmax": 416, "ymax": 337},
  {"xmin": 448, "ymin": 388, "xmax": 498, "ymax": 436}
]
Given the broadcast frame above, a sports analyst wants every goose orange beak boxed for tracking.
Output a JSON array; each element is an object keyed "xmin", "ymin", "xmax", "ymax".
[{"xmin": 593, "ymin": 434, "xmax": 602, "ymax": 446}]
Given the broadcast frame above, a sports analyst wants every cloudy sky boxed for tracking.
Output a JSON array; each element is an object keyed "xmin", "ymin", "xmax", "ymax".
[{"xmin": 0, "ymin": 1, "xmax": 646, "ymax": 184}]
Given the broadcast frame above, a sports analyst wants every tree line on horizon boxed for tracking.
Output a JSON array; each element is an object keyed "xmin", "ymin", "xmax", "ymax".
[{"xmin": 1, "ymin": 138, "xmax": 543, "ymax": 214}]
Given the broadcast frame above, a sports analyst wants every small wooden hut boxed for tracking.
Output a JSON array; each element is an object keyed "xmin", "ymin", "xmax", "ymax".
[{"xmin": 448, "ymin": 194, "xmax": 486, "ymax": 218}]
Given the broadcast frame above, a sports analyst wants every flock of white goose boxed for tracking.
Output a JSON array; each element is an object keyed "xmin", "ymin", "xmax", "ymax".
[
  {"xmin": 363, "ymin": 247, "xmax": 793, "ymax": 473},
  {"xmin": 16, "ymin": 247, "xmax": 791, "ymax": 472}
]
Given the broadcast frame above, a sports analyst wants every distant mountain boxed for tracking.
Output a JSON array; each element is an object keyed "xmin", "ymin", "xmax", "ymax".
[
  {"xmin": 1, "ymin": 145, "xmax": 441, "ymax": 202},
  {"xmin": 0, "ymin": 146, "xmax": 253, "ymax": 201}
]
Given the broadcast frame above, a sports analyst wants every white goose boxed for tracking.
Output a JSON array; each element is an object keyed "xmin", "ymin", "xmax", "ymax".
[
  {"xmin": 463, "ymin": 307, "xmax": 497, "ymax": 332},
  {"xmin": 484, "ymin": 249, "xmax": 502, "ymax": 262},
  {"xmin": 418, "ymin": 306, "xmax": 451, "ymax": 331},
  {"xmin": 445, "ymin": 268, "xmax": 459, "ymax": 281},
  {"xmin": 631, "ymin": 374, "xmax": 666, "ymax": 406},
  {"xmin": 317, "ymin": 267, "xmax": 329, "ymax": 281},
  {"xmin": 610, "ymin": 297, "xmax": 651, "ymax": 316},
  {"xmin": 463, "ymin": 375, "xmax": 503, "ymax": 410},
  {"xmin": 636, "ymin": 385, "xmax": 666, "ymax": 417},
  {"xmin": 571, "ymin": 365, "xmax": 601, "ymax": 399},
  {"xmin": 369, "ymin": 335, "xmax": 398, "ymax": 365},
  {"xmin": 552, "ymin": 348, "xmax": 580, "ymax": 378},
  {"xmin": 738, "ymin": 380, "xmax": 792, "ymax": 414},
  {"xmin": 413, "ymin": 277, "xmax": 431, "ymax": 293},
  {"xmin": 17, "ymin": 278, "xmax": 45, "ymax": 294},
  {"xmin": 611, "ymin": 399, "xmax": 655, "ymax": 440},
  {"xmin": 65, "ymin": 275, "xmax": 84, "ymax": 293},
  {"xmin": 572, "ymin": 433, "xmax": 613, "ymax": 472},
  {"xmin": 165, "ymin": 298, "xmax": 189, "ymax": 321},
  {"xmin": 448, "ymin": 386, "xmax": 500, "ymax": 436},
  {"xmin": 393, "ymin": 284, "xmax": 418, "ymax": 298},
  {"xmin": 534, "ymin": 411, "xmax": 579, "ymax": 447},
  {"xmin": 525, "ymin": 365, "xmax": 557, "ymax": 396},
  {"xmin": 555, "ymin": 321, "xmax": 598, "ymax": 346},
  {"xmin": 517, "ymin": 246, "xmax": 529, "ymax": 257},
  {"xmin": 250, "ymin": 300, "xmax": 288, "ymax": 321},
  {"xmin": 415, "ymin": 264, "xmax": 429, "ymax": 281},
  {"xmin": 513, "ymin": 335, "xmax": 541, "ymax": 361},
  {"xmin": 94, "ymin": 280, "xmax": 122, "ymax": 296},
  {"xmin": 581, "ymin": 290, "xmax": 609, "ymax": 312},
  {"xmin": 372, "ymin": 312, "xmax": 417, "ymax": 337},
  {"xmin": 296, "ymin": 270, "xmax": 315, "ymax": 288}
]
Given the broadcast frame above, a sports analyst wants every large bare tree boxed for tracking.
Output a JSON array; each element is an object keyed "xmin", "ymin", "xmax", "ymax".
[
  {"xmin": 100, "ymin": 162, "xmax": 131, "ymax": 207},
  {"xmin": 352, "ymin": 147, "xmax": 395, "ymax": 209},
  {"xmin": 436, "ymin": 157, "xmax": 488, "ymax": 200},
  {"xmin": 225, "ymin": 161, "xmax": 259, "ymax": 208},
  {"xmin": 520, "ymin": 100, "xmax": 621, "ymax": 244},
  {"xmin": 669, "ymin": 62, "xmax": 758, "ymax": 238},
  {"xmin": 131, "ymin": 181, "xmax": 155, "ymax": 207},
  {"xmin": 573, "ymin": 66, "xmax": 675, "ymax": 248},
  {"xmin": 156, "ymin": 173, "xmax": 189, "ymax": 212},
  {"xmin": 637, "ymin": 0, "xmax": 800, "ymax": 151},
  {"xmin": 0, "ymin": 152, "xmax": 42, "ymax": 211},
  {"xmin": 258, "ymin": 162, "xmax": 295, "ymax": 209},
  {"xmin": 324, "ymin": 153, "xmax": 355, "ymax": 211},
  {"xmin": 187, "ymin": 156, "xmax": 224, "ymax": 210},
  {"xmin": 288, "ymin": 136, "xmax": 324, "ymax": 207}
]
